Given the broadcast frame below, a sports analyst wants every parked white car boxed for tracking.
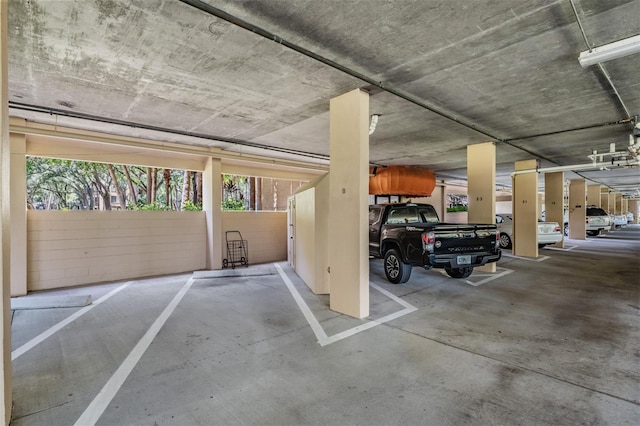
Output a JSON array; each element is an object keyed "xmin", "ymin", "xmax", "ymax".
[
  {"xmin": 585, "ymin": 206, "xmax": 611, "ymax": 235},
  {"xmin": 495, "ymin": 214, "xmax": 563, "ymax": 249},
  {"xmin": 627, "ymin": 211, "xmax": 635, "ymax": 224},
  {"xmin": 613, "ymin": 214, "xmax": 627, "ymax": 228}
]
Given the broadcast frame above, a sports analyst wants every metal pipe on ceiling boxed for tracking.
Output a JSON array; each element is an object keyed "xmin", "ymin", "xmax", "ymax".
[
  {"xmin": 569, "ymin": 0, "xmax": 632, "ymax": 119},
  {"xmin": 8, "ymin": 101, "xmax": 331, "ymax": 162},
  {"xmin": 511, "ymin": 158, "xmax": 639, "ymax": 176},
  {"xmin": 177, "ymin": 0, "xmax": 501, "ymax": 142}
]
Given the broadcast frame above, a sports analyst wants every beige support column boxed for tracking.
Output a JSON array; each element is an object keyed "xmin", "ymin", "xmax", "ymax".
[
  {"xmin": 328, "ymin": 89, "xmax": 369, "ymax": 319},
  {"xmin": 568, "ymin": 179, "xmax": 586, "ymax": 239},
  {"xmin": 467, "ymin": 142, "xmax": 496, "ymax": 272},
  {"xmin": 629, "ymin": 200, "xmax": 639, "ymax": 223},
  {"xmin": 10, "ymin": 129, "xmax": 26, "ymax": 296},
  {"xmin": 601, "ymin": 191, "xmax": 610, "ymax": 212},
  {"xmin": 587, "ymin": 184, "xmax": 600, "ymax": 207},
  {"xmin": 513, "ymin": 160, "xmax": 538, "ymax": 257},
  {"xmin": 0, "ymin": 0, "xmax": 12, "ymax": 421},
  {"xmin": 203, "ymin": 157, "xmax": 223, "ymax": 270},
  {"xmin": 544, "ymin": 172, "xmax": 565, "ymax": 248},
  {"xmin": 615, "ymin": 193, "xmax": 622, "ymax": 214}
]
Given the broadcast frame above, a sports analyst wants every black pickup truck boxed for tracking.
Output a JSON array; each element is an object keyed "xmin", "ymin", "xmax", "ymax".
[{"xmin": 369, "ymin": 203, "xmax": 501, "ymax": 283}]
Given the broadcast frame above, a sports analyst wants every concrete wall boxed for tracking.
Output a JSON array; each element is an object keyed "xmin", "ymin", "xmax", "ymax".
[
  {"xmin": 221, "ymin": 211, "xmax": 287, "ymax": 266},
  {"xmin": 27, "ymin": 211, "xmax": 206, "ymax": 291},
  {"xmin": 292, "ymin": 188, "xmax": 315, "ymax": 289},
  {"xmin": 291, "ymin": 174, "xmax": 330, "ymax": 295}
]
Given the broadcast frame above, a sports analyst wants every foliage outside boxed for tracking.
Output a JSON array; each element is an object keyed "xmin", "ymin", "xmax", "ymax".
[
  {"xmin": 27, "ymin": 158, "xmax": 305, "ymax": 212},
  {"xmin": 27, "ymin": 157, "xmax": 202, "ymax": 211}
]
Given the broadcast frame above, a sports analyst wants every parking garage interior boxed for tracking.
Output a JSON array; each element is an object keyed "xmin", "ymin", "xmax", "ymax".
[{"xmin": 2, "ymin": 1, "xmax": 640, "ymax": 425}]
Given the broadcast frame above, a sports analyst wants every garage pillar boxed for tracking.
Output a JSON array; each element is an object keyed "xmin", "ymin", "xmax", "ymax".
[
  {"xmin": 544, "ymin": 172, "xmax": 565, "ymax": 248},
  {"xmin": 203, "ymin": 157, "xmax": 223, "ymax": 270},
  {"xmin": 513, "ymin": 160, "xmax": 538, "ymax": 257},
  {"xmin": 601, "ymin": 190, "xmax": 610, "ymax": 212},
  {"xmin": 615, "ymin": 193, "xmax": 622, "ymax": 214},
  {"xmin": 587, "ymin": 184, "xmax": 600, "ymax": 207},
  {"xmin": 328, "ymin": 89, "xmax": 369, "ymax": 319},
  {"xmin": 10, "ymin": 127, "xmax": 26, "ymax": 296},
  {"xmin": 467, "ymin": 142, "xmax": 496, "ymax": 272},
  {"xmin": 629, "ymin": 200, "xmax": 639, "ymax": 223},
  {"xmin": 568, "ymin": 179, "xmax": 586, "ymax": 239},
  {"xmin": 0, "ymin": 0, "xmax": 12, "ymax": 421}
]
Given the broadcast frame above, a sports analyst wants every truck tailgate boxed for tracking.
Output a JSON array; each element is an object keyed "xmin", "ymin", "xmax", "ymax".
[{"xmin": 432, "ymin": 224, "xmax": 497, "ymax": 254}]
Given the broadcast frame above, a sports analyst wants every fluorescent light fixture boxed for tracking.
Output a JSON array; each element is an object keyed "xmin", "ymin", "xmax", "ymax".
[{"xmin": 579, "ymin": 34, "xmax": 640, "ymax": 67}]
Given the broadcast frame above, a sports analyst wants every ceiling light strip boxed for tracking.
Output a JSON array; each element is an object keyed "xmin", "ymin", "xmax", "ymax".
[{"xmin": 578, "ymin": 35, "xmax": 640, "ymax": 68}]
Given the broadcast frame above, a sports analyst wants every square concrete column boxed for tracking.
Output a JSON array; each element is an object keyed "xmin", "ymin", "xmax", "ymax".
[
  {"xmin": 587, "ymin": 185, "xmax": 600, "ymax": 207},
  {"xmin": 467, "ymin": 142, "xmax": 496, "ymax": 272},
  {"xmin": 544, "ymin": 172, "xmax": 565, "ymax": 248},
  {"xmin": 203, "ymin": 157, "xmax": 223, "ymax": 270},
  {"xmin": 568, "ymin": 179, "xmax": 586, "ymax": 239},
  {"xmin": 629, "ymin": 200, "xmax": 639, "ymax": 222},
  {"xmin": 601, "ymin": 191, "xmax": 610, "ymax": 213},
  {"xmin": 328, "ymin": 89, "xmax": 369, "ymax": 319},
  {"xmin": 0, "ymin": 0, "xmax": 12, "ymax": 420},
  {"xmin": 513, "ymin": 160, "xmax": 538, "ymax": 257},
  {"xmin": 10, "ymin": 129, "xmax": 26, "ymax": 296},
  {"xmin": 615, "ymin": 194, "xmax": 622, "ymax": 214}
]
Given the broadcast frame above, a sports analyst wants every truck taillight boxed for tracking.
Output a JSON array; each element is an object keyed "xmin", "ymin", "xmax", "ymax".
[
  {"xmin": 554, "ymin": 225, "xmax": 561, "ymax": 232},
  {"xmin": 422, "ymin": 231, "xmax": 435, "ymax": 252}
]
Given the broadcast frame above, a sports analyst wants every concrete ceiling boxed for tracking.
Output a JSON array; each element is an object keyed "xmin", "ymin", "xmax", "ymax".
[{"xmin": 7, "ymin": 0, "xmax": 640, "ymax": 197}]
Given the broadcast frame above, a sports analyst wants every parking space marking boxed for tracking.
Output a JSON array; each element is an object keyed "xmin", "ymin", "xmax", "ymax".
[
  {"xmin": 543, "ymin": 245, "xmax": 577, "ymax": 251},
  {"xmin": 502, "ymin": 253, "xmax": 550, "ymax": 262},
  {"xmin": 12, "ymin": 281, "xmax": 131, "ymax": 361},
  {"xmin": 275, "ymin": 263, "xmax": 417, "ymax": 347},
  {"xmin": 437, "ymin": 267, "xmax": 513, "ymax": 287},
  {"xmin": 74, "ymin": 277, "xmax": 194, "ymax": 426}
]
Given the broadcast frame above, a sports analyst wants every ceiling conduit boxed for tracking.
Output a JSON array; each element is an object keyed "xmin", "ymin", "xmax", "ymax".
[
  {"xmin": 178, "ymin": 0, "xmax": 500, "ymax": 142},
  {"xmin": 178, "ymin": 0, "xmax": 633, "ymax": 170}
]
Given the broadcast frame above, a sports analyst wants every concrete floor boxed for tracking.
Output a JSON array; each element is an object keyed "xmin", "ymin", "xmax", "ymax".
[{"xmin": 10, "ymin": 225, "xmax": 640, "ymax": 425}]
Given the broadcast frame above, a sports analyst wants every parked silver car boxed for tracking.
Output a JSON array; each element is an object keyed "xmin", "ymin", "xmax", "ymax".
[
  {"xmin": 496, "ymin": 214, "xmax": 563, "ymax": 249},
  {"xmin": 586, "ymin": 206, "xmax": 611, "ymax": 235}
]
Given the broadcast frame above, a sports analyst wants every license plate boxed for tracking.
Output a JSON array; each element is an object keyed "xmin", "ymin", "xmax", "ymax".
[{"xmin": 457, "ymin": 255, "xmax": 471, "ymax": 265}]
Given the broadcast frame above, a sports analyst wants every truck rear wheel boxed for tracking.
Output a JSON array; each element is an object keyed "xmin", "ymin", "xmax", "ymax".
[
  {"xmin": 445, "ymin": 266, "xmax": 473, "ymax": 279},
  {"xmin": 384, "ymin": 249, "xmax": 412, "ymax": 284}
]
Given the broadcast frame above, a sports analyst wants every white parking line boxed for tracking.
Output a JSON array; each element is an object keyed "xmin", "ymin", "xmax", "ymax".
[
  {"xmin": 12, "ymin": 281, "xmax": 131, "ymax": 361},
  {"xmin": 543, "ymin": 245, "xmax": 577, "ymax": 251},
  {"xmin": 465, "ymin": 268, "xmax": 514, "ymax": 286},
  {"xmin": 502, "ymin": 253, "xmax": 550, "ymax": 262},
  {"xmin": 437, "ymin": 267, "xmax": 513, "ymax": 286},
  {"xmin": 275, "ymin": 263, "xmax": 417, "ymax": 347},
  {"xmin": 74, "ymin": 277, "xmax": 194, "ymax": 426}
]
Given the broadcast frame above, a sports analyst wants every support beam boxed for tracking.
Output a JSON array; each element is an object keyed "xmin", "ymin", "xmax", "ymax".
[
  {"xmin": 544, "ymin": 172, "xmax": 565, "ymax": 248},
  {"xmin": 328, "ymin": 89, "xmax": 369, "ymax": 319},
  {"xmin": 513, "ymin": 160, "xmax": 538, "ymax": 257},
  {"xmin": 0, "ymin": 0, "xmax": 12, "ymax": 420},
  {"xmin": 10, "ymin": 128, "xmax": 26, "ymax": 296},
  {"xmin": 203, "ymin": 158, "xmax": 223, "ymax": 270},
  {"xmin": 568, "ymin": 179, "xmax": 586, "ymax": 240},
  {"xmin": 467, "ymin": 142, "xmax": 496, "ymax": 272},
  {"xmin": 629, "ymin": 200, "xmax": 638, "ymax": 223},
  {"xmin": 587, "ymin": 185, "xmax": 600, "ymax": 207}
]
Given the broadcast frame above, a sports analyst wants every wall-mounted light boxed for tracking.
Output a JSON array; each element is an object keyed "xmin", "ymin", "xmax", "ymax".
[
  {"xmin": 369, "ymin": 114, "xmax": 380, "ymax": 135},
  {"xmin": 579, "ymin": 34, "xmax": 640, "ymax": 67}
]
